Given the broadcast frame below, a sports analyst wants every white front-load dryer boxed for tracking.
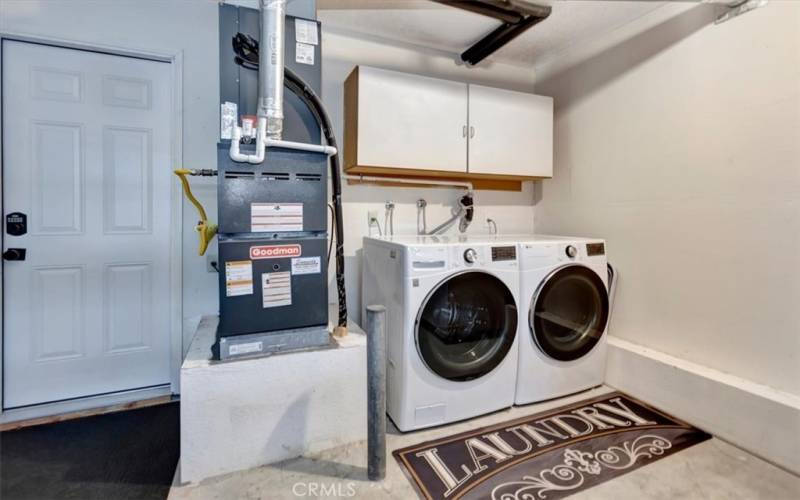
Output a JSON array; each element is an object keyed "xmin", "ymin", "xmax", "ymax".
[
  {"xmin": 514, "ymin": 236, "xmax": 610, "ymax": 405},
  {"xmin": 362, "ymin": 235, "xmax": 520, "ymax": 431}
]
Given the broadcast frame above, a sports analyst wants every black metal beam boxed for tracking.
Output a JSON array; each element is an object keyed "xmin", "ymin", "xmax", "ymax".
[
  {"xmin": 430, "ymin": 0, "xmax": 523, "ymax": 23},
  {"xmin": 460, "ymin": 11, "xmax": 548, "ymax": 65},
  {"xmin": 432, "ymin": 0, "xmax": 551, "ymax": 66}
]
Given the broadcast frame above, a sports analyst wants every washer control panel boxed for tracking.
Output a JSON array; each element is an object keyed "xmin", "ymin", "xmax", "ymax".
[{"xmin": 491, "ymin": 246, "xmax": 517, "ymax": 262}]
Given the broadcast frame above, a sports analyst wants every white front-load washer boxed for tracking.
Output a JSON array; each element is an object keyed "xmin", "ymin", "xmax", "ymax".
[
  {"xmin": 362, "ymin": 235, "xmax": 520, "ymax": 431},
  {"xmin": 513, "ymin": 235, "xmax": 610, "ymax": 405}
]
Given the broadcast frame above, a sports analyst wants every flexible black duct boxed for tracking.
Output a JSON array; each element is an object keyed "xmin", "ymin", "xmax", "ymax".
[{"xmin": 232, "ymin": 34, "xmax": 347, "ymax": 329}]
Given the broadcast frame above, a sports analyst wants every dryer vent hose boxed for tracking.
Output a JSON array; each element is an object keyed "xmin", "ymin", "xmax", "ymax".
[{"xmin": 607, "ymin": 263, "xmax": 618, "ymax": 326}]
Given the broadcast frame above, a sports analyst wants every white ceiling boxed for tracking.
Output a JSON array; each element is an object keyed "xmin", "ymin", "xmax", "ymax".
[{"xmin": 317, "ymin": 0, "xmax": 669, "ymax": 68}]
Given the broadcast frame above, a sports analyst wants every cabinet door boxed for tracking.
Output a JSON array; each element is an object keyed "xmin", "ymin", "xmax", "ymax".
[
  {"xmin": 468, "ymin": 85, "xmax": 553, "ymax": 177},
  {"xmin": 356, "ymin": 66, "xmax": 467, "ymax": 172}
]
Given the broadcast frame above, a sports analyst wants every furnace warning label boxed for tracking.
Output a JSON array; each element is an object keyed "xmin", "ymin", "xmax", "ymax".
[
  {"xmin": 291, "ymin": 256, "xmax": 321, "ymax": 275},
  {"xmin": 262, "ymin": 271, "xmax": 291, "ymax": 308},
  {"xmin": 225, "ymin": 260, "xmax": 253, "ymax": 297},
  {"xmin": 295, "ymin": 42, "xmax": 315, "ymax": 65},
  {"xmin": 295, "ymin": 19, "xmax": 319, "ymax": 45},
  {"xmin": 251, "ymin": 203, "xmax": 303, "ymax": 232}
]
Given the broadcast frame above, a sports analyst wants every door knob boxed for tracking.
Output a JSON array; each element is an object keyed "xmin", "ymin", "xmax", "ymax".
[{"xmin": 3, "ymin": 248, "xmax": 26, "ymax": 261}]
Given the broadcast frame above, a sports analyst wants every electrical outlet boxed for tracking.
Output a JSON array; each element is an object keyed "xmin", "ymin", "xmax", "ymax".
[
  {"xmin": 207, "ymin": 253, "xmax": 219, "ymax": 273},
  {"xmin": 367, "ymin": 210, "xmax": 378, "ymax": 226}
]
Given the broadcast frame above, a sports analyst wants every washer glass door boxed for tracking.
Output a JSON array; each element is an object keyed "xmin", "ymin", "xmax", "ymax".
[
  {"xmin": 416, "ymin": 271, "xmax": 517, "ymax": 381},
  {"xmin": 530, "ymin": 265, "xmax": 609, "ymax": 361}
]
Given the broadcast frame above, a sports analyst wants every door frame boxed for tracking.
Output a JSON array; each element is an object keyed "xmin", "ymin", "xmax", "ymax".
[{"xmin": 0, "ymin": 32, "xmax": 184, "ymax": 421}]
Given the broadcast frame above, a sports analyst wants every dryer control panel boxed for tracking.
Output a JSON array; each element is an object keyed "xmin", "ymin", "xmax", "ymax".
[{"xmin": 586, "ymin": 242, "xmax": 605, "ymax": 256}]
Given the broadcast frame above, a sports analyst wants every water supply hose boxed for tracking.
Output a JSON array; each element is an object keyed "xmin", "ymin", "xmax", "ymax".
[{"xmin": 174, "ymin": 169, "xmax": 218, "ymax": 256}]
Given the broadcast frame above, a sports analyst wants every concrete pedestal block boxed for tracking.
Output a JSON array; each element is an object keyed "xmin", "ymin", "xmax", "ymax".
[{"xmin": 179, "ymin": 307, "xmax": 367, "ymax": 484}]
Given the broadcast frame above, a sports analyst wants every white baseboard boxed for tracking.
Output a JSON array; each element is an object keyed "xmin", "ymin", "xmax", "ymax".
[{"xmin": 605, "ymin": 336, "xmax": 800, "ymax": 475}]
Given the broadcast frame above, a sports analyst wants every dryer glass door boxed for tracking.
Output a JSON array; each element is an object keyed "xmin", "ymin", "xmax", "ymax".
[
  {"xmin": 416, "ymin": 271, "xmax": 517, "ymax": 382},
  {"xmin": 530, "ymin": 265, "xmax": 609, "ymax": 361}
]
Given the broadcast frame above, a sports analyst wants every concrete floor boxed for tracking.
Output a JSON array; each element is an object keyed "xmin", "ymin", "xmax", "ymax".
[{"xmin": 169, "ymin": 387, "xmax": 800, "ymax": 499}]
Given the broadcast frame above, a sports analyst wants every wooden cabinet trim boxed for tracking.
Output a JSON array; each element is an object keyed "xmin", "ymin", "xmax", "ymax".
[{"xmin": 343, "ymin": 66, "xmax": 359, "ymax": 170}]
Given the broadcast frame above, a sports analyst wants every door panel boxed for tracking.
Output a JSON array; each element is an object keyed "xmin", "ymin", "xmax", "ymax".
[
  {"xmin": 32, "ymin": 266, "xmax": 85, "ymax": 362},
  {"xmin": 416, "ymin": 271, "xmax": 517, "ymax": 381},
  {"xmin": 468, "ymin": 85, "xmax": 553, "ymax": 177},
  {"xmin": 2, "ymin": 40, "xmax": 173, "ymax": 409},
  {"xmin": 104, "ymin": 263, "xmax": 153, "ymax": 354},
  {"xmin": 357, "ymin": 66, "xmax": 468, "ymax": 172},
  {"xmin": 530, "ymin": 265, "xmax": 609, "ymax": 362},
  {"xmin": 103, "ymin": 126, "xmax": 153, "ymax": 233},
  {"xmin": 32, "ymin": 121, "xmax": 84, "ymax": 234}
]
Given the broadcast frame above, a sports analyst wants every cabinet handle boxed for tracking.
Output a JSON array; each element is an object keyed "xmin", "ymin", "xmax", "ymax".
[
  {"xmin": 469, "ymin": 126, "xmax": 475, "ymax": 139},
  {"xmin": 462, "ymin": 125, "xmax": 467, "ymax": 138}
]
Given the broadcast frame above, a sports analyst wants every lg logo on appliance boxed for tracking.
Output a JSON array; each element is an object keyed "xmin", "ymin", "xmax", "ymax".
[{"xmin": 250, "ymin": 244, "xmax": 302, "ymax": 260}]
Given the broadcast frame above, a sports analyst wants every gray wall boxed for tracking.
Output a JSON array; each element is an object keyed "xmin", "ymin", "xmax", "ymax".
[{"xmin": 534, "ymin": 2, "xmax": 800, "ymax": 396}]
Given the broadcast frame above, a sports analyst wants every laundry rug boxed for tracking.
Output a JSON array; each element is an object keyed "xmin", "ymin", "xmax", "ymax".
[{"xmin": 393, "ymin": 392, "xmax": 710, "ymax": 500}]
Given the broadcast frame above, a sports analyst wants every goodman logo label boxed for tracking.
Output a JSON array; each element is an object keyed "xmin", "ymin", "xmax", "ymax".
[{"xmin": 250, "ymin": 244, "xmax": 302, "ymax": 260}]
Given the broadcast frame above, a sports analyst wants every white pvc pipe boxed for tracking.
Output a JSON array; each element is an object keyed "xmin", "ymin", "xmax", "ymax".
[
  {"xmin": 265, "ymin": 138, "xmax": 338, "ymax": 156},
  {"xmin": 229, "ymin": 117, "xmax": 267, "ymax": 164},
  {"xmin": 230, "ymin": 124, "xmax": 337, "ymax": 163}
]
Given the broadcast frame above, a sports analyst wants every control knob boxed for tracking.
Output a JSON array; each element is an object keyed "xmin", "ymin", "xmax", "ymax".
[
  {"xmin": 565, "ymin": 245, "xmax": 578, "ymax": 258},
  {"xmin": 464, "ymin": 248, "xmax": 478, "ymax": 264}
]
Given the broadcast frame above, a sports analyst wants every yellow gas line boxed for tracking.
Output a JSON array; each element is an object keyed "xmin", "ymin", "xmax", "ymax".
[{"xmin": 174, "ymin": 169, "xmax": 218, "ymax": 256}]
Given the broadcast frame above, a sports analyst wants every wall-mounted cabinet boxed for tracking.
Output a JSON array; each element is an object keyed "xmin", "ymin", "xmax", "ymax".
[{"xmin": 343, "ymin": 66, "xmax": 553, "ymax": 191}]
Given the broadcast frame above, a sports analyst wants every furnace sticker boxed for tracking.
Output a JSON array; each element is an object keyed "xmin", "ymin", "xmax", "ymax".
[
  {"xmin": 251, "ymin": 203, "xmax": 303, "ymax": 232},
  {"xmin": 295, "ymin": 42, "xmax": 315, "ymax": 65},
  {"xmin": 262, "ymin": 271, "xmax": 291, "ymax": 308},
  {"xmin": 225, "ymin": 260, "xmax": 253, "ymax": 297},
  {"xmin": 228, "ymin": 341, "xmax": 263, "ymax": 356},
  {"xmin": 291, "ymin": 256, "xmax": 321, "ymax": 275},
  {"xmin": 294, "ymin": 19, "xmax": 319, "ymax": 45},
  {"xmin": 220, "ymin": 101, "xmax": 237, "ymax": 140}
]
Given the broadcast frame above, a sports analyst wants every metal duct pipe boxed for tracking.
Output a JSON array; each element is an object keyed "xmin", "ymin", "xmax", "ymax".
[
  {"xmin": 259, "ymin": 0, "xmax": 286, "ymax": 140},
  {"xmin": 433, "ymin": 0, "xmax": 552, "ymax": 66}
]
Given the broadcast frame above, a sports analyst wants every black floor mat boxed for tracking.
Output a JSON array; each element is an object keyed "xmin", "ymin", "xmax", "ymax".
[{"xmin": 0, "ymin": 402, "xmax": 179, "ymax": 500}]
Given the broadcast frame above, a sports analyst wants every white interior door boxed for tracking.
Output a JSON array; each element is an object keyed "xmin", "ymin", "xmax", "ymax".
[
  {"xmin": 468, "ymin": 85, "xmax": 553, "ymax": 177},
  {"xmin": 2, "ymin": 40, "xmax": 173, "ymax": 409}
]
